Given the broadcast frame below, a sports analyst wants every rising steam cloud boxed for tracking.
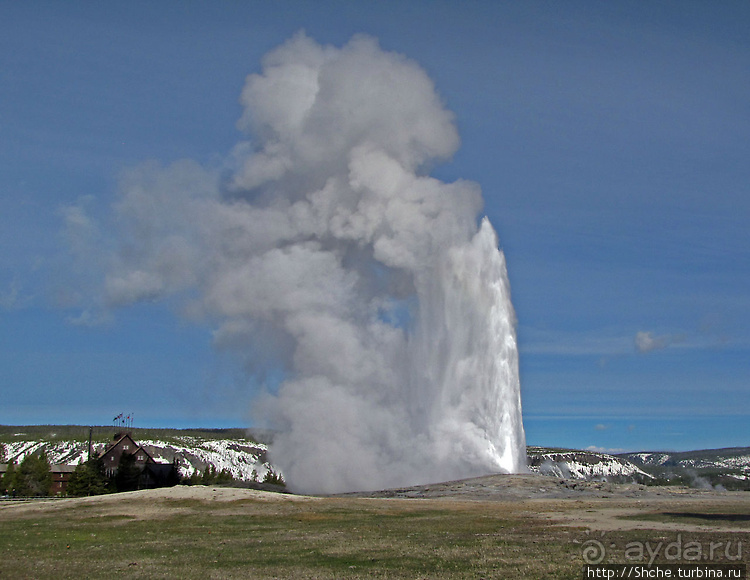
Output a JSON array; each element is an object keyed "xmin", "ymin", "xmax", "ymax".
[{"xmin": 86, "ymin": 33, "xmax": 526, "ymax": 493}]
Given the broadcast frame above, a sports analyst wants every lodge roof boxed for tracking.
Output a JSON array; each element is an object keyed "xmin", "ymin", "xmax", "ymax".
[{"xmin": 0, "ymin": 463, "xmax": 76, "ymax": 474}]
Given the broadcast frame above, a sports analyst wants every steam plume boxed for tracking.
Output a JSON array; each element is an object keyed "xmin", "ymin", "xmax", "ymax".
[{"xmin": 91, "ymin": 33, "xmax": 526, "ymax": 493}]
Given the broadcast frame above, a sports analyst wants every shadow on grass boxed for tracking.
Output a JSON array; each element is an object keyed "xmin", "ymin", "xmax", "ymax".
[{"xmin": 660, "ymin": 512, "xmax": 750, "ymax": 522}]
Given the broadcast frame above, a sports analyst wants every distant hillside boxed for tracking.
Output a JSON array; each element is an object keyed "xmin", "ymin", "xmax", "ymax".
[
  {"xmin": 3, "ymin": 426, "xmax": 748, "ymax": 490},
  {"xmin": 526, "ymin": 446, "xmax": 652, "ymax": 482},
  {"xmin": 527, "ymin": 446, "xmax": 750, "ymax": 489},
  {"xmin": 618, "ymin": 447, "xmax": 750, "ymax": 490},
  {"xmin": 0, "ymin": 425, "xmax": 278, "ymax": 483}
]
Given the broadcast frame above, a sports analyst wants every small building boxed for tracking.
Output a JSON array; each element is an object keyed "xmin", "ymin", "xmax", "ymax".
[
  {"xmin": 51, "ymin": 464, "xmax": 77, "ymax": 495},
  {"xmin": 0, "ymin": 463, "xmax": 76, "ymax": 496},
  {"xmin": 99, "ymin": 431, "xmax": 179, "ymax": 490},
  {"xmin": 100, "ymin": 432, "xmax": 156, "ymax": 478}
]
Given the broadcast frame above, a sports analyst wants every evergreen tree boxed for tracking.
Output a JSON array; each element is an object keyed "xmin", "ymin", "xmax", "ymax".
[
  {"xmin": 114, "ymin": 452, "xmax": 141, "ymax": 492},
  {"xmin": 165, "ymin": 459, "xmax": 181, "ymax": 487},
  {"xmin": 1, "ymin": 460, "xmax": 17, "ymax": 496},
  {"xmin": 200, "ymin": 464, "xmax": 217, "ymax": 485},
  {"xmin": 215, "ymin": 468, "xmax": 234, "ymax": 485},
  {"xmin": 67, "ymin": 457, "xmax": 110, "ymax": 497},
  {"xmin": 14, "ymin": 452, "xmax": 52, "ymax": 497},
  {"xmin": 262, "ymin": 468, "xmax": 285, "ymax": 487}
]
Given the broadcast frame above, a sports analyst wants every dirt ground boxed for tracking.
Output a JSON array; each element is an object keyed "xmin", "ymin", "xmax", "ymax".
[
  {"xmin": 344, "ymin": 473, "xmax": 750, "ymax": 533},
  {"xmin": 3, "ymin": 472, "xmax": 748, "ymax": 534}
]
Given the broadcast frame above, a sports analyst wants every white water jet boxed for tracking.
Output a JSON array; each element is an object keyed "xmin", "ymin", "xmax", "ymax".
[
  {"xmin": 411, "ymin": 217, "xmax": 526, "ymax": 477},
  {"xmin": 268, "ymin": 215, "xmax": 526, "ymax": 494}
]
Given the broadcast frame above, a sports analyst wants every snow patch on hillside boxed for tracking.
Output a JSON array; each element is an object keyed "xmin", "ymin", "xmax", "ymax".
[
  {"xmin": 680, "ymin": 455, "xmax": 750, "ymax": 471},
  {"xmin": 527, "ymin": 448, "xmax": 651, "ymax": 480},
  {"xmin": 627, "ymin": 452, "xmax": 672, "ymax": 466},
  {"xmin": 3, "ymin": 440, "xmax": 91, "ymax": 466},
  {"xmin": 139, "ymin": 438, "xmax": 273, "ymax": 481},
  {"xmin": 2, "ymin": 438, "xmax": 278, "ymax": 483},
  {"xmin": 623, "ymin": 450, "xmax": 750, "ymax": 476}
]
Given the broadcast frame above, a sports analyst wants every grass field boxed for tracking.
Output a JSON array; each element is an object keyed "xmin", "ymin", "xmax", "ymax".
[
  {"xmin": 1, "ymin": 485, "xmax": 748, "ymax": 579},
  {"xmin": 0, "ymin": 494, "xmax": 578, "ymax": 579}
]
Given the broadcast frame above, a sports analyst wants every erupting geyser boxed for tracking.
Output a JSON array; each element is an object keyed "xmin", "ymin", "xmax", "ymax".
[{"xmin": 91, "ymin": 33, "xmax": 526, "ymax": 493}]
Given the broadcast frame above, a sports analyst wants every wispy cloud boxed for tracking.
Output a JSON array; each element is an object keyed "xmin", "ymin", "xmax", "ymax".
[
  {"xmin": 586, "ymin": 445, "xmax": 626, "ymax": 454},
  {"xmin": 519, "ymin": 328, "xmax": 633, "ymax": 356},
  {"xmin": 0, "ymin": 277, "xmax": 33, "ymax": 310},
  {"xmin": 59, "ymin": 195, "xmax": 100, "ymax": 261},
  {"xmin": 634, "ymin": 330, "xmax": 686, "ymax": 353},
  {"xmin": 65, "ymin": 308, "xmax": 112, "ymax": 327},
  {"xmin": 520, "ymin": 327, "xmax": 721, "ymax": 358}
]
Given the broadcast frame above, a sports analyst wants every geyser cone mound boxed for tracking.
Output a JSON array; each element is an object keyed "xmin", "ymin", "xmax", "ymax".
[{"xmin": 93, "ymin": 33, "xmax": 526, "ymax": 494}]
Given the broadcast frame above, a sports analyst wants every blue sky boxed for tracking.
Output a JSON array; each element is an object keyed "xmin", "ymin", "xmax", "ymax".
[{"xmin": 1, "ymin": 1, "xmax": 748, "ymax": 453}]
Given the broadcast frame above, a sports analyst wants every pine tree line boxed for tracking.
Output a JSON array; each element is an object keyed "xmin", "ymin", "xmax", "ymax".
[{"xmin": 1, "ymin": 452, "xmax": 53, "ymax": 497}]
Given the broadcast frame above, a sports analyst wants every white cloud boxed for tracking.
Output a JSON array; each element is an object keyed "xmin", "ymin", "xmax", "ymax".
[{"xmin": 634, "ymin": 330, "xmax": 684, "ymax": 353}]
